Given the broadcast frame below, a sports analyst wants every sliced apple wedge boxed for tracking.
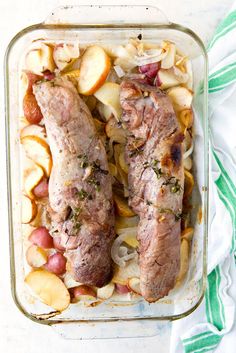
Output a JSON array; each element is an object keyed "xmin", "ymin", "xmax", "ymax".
[
  {"xmin": 94, "ymin": 82, "xmax": 122, "ymax": 120},
  {"xmin": 20, "ymin": 124, "xmax": 47, "ymax": 142},
  {"xmin": 78, "ymin": 45, "xmax": 111, "ymax": 95},
  {"xmin": 157, "ymin": 69, "xmax": 179, "ymax": 90},
  {"xmin": 167, "ymin": 86, "xmax": 193, "ymax": 112},
  {"xmin": 97, "ymin": 282, "xmax": 115, "ymax": 300},
  {"xmin": 127, "ymin": 277, "xmax": 141, "ymax": 295},
  {"xmin": 25, "ymin": 269, "xmax": 70, "ymax": 311},
  {"xmin": 112, "ymin": 259, "xmax": 140, "ymax": 285},
  {"xmin": 22, "ymin": 195, "xmax": 38, "ymax": 224},
  {"xmin": 53, "ymin": 43, "xmax": 80, "ymax": 71},
  {"xmin": 113, "ymin": 194, "xmax": 135, "ymax": 218},
  {"xmin": 26, "ymin": 245, "xmax": 48, "ymax": 268},
  {"xmin": 62, "ymin": 69, "xmax": 80, "ymax": 80},
  {"xmin": 21, "ymin": 136, "xmax": 52, "ymax": 177},
  {"xmin": 25, "ymin": 43, "xmax": 56, "ymax": 75},
  {"xmin": 24, "ymin": 162, "xmax": 44, "ymax": 199},
  {"xmin": 161, "ymin": 42, "xmax": 176, "ymax": 69}
]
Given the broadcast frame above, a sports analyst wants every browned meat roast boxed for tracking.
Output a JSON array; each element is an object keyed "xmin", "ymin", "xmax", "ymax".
[
  {"xmin": 120, "ymin": 79, "xmax": 184, "ymax": 302},
  {"xmin": 34, "ymin": 77, "xmax": 115, "ymax": 287}
]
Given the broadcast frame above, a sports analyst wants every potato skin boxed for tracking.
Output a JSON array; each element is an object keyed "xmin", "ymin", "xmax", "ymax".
[
  {"xmin": 33, "ymin": 178, "xmax": 49, "ymax": 198},
  {"xmin": 29, "ymin": 226, "xmax": 54, "ymax": 249},
  {"xmin": 23, "ymin": 93, "xmax": 43, "ymax": 124}
]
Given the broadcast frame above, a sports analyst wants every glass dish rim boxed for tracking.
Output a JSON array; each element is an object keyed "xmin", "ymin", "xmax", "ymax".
[{"xmin": 4, "ymin": 19, "xmax": 209, "ymax": 326}]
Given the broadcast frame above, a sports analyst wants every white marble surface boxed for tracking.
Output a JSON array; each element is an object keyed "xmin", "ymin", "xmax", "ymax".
[{"xmin": 0, "ymin": 0, "xmax": 234, "ymax": 352}]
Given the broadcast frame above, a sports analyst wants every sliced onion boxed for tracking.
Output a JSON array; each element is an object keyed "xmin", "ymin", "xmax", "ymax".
[
  {"xmin": 111, "ymin": 233, "xmax": 137, "ymax": 267},
  {"xmin": 185, "ymin": 59, "xmax": 193, "ymax": 90},
  {"xmin": 173, "ymin": 66, "xmax": 189, "ymax": 83},
  {"xmin": 108, "ymin": 137, "xmax": 115, "ymax": 160},
  {"xmin": 114, "ymin": 65, "xmax": 125, "ymax": 78},
  {"xmin": 134, "ymin": 50, "xmax": 167, "ymax": 66},
  {"xmin": 116, "ymin": 227, "xmax": 138, "ymax": 236},
  {"xmin": 184, "ymin": 141, "xmax": 194, "ymax": 159}
]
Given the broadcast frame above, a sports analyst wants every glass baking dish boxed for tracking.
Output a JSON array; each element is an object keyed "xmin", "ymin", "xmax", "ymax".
[{"xmin": 4, "ymin": 4, "xmax": 208, "ymax": 339}]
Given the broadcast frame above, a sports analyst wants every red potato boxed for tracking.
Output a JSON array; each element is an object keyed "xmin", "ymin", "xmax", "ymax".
[
  {"xmin": 53, "ymin": 236, "xmax": 66, "ymax": 252},
  {"xmin": 43, "ymin": 70, "xmax": 55, "ymax": 81},
  {"xmin": 44, "ymin": 253, "xmax": 67, "ymax": 275},
  {"xmin": 115, "ymin": 283, "xmax": 131, "ymax": 294},
  {"xmin": 29, "ymin": 226, "xmax": 53, "ymax": 249},
  {"xmin": 33, "ymin": 178, "xmax": 49, "ymax": 198},
  {"xmin": 71, "ymin": 285, "xmax": 97, "ymax": 302},
  {"xmin": 24, "ymin": 71, "xmax": 43, "ymax": 93},
  {"xmin": 23, "ymin": 93, "xmax": 43, "ymax": 124},
  {"xmin": 139, "ymin": 62, "xmax": 159, "ymax": 79}
]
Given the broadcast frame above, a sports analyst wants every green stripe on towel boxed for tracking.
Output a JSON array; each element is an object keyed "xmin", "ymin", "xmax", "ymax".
[
  {"xmin": 183, "ymin": 332, "xmax": 222, "ymax": 353},
  {"xmin": 208, "ymin": 10, "xmax": 236, "ymax": 49},
  {"xmin": 209, "ymin": 66, "xmax": 236, "ymax": 92}
]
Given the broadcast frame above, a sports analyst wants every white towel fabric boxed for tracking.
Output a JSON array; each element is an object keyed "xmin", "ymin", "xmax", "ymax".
[{"xmin": 171, "ymin": 3, "xmax": 236, "ymax": 353}]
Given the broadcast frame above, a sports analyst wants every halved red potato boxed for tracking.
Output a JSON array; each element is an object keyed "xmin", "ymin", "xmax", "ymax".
[
  {"xmin": 26, "ymin": 245, "xmax": 48, "ymax": 268},
  {"xmin": 22, "ymin": 195, "xmax": 38, "ymax": 224},
  {"xmin": 127, "ymin": 277, "xmax": 141, "ymax": 295},
  {"xmin": 25, "ymin": 43, "xmax": 56, "ymax": 75},
  {"xmin": 21, "ymin": 136, "xmax": 52, "ymax": 177},
  {"xmin": 78, "ymin": 45, "xmax": 111, "ymax": 95},
  {"xmin": 157, "ymin": 69, "xmax": 179, "ymax": 90},
  {"xmin": 97, "ymin": 282, "xmax": 115, "ymax": 300},
  {"xmin": 20, "ymin": 124, "xmax": 47, "ymax": 142},
  {"xmin": 53, "ymin": 43, "xmax": 80, "ymax": 71},
  {"xmin": 44, "ymin": 253, "xmax": 67, "ymax": 275},
  {"xmin": 29, "ymin": 226, "xmax": 54, "ymax": 249},
  {"xmin": 115, "ymin": 283, "xmax": 131, "ymax": 294},
  {"xmin": 94, "ymin": 82, "xmax": 122, "ymax": 120},
  {"xmin": 25, "ymin": 269, "xmax": 70, "ymax": 311},
  {"xmin": 23, "ymin": 93, "xmax": 43, "ymax": 124},
  {"xmin": 33, "ymin": 178, "xmax": 49, "ymax": 198},
  {"xmin": 24, "ymin": 163, "xmax": 44, "ymax": 199},
  {"xmin": 71, "ymin": 285, "xmax": 97, "ymax": 302},
  {"xmin": 167, "ymin": 86, "xmax": 193, "ymax": 112}
]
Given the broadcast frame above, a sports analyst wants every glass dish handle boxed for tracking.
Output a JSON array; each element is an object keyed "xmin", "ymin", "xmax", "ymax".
[
  {"xmin": 45, "ymin": 4, "xmax": 170, "ymax": 25},
  {"xmin": 51, "ymin": 319, "xmax": 171, "ymax": 341}
]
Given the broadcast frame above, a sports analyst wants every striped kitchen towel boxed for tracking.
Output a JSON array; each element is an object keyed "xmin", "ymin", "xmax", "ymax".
[{"xmin": 171, "ymin": 4, "xmax": 236, "ymax": 353}]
